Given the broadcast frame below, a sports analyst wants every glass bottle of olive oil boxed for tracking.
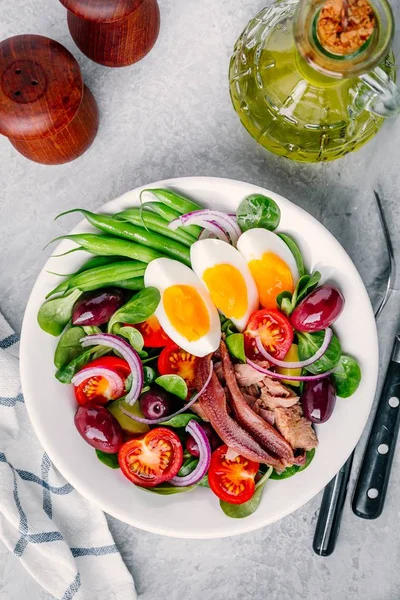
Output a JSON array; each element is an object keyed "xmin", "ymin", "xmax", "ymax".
[{"xmin": 229, "ymin": 0, "xmax": 400, "ymax": 162}]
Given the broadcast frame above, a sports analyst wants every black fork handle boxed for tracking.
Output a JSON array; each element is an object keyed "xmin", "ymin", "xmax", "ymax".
[{"xmin": 313, "ymin": 454, "xmax": 354, "ymax": 556}]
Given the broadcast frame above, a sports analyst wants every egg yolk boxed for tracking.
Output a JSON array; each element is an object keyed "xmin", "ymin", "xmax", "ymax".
[
  {"xmin": 163, "ymin": 284, "xmax": 210, "ymax": 341},
  {"xmin": 202, "ymin": 264, "xmax": 248, "ymax": 319},
  {"xmin": 248, "ymin": 252, "xmax": 294, "ymax": 309}
]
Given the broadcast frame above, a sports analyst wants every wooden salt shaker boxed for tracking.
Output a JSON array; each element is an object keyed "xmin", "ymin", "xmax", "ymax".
[
  {"xmin": 0, "ymin": 35, "xmax": 99, "ymax": 165},
  {"xmin": 59, "ymin": 0, "xmax": 160, "ymax": 67}
]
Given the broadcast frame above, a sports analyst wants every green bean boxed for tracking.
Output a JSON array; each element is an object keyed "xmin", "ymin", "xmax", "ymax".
[
  {"xmin": 49, "ymin": 233, "xmax": 162, "ymax": 263},
  {"xmin": 140, "ymin": 188, "xmax": 201, "ymax": 215},
  {"xmin": 59, "ymin": 276, "xmax": 145, "ymax": 293},
  {"xmin": 75, "ymin": 256, "xmax": 128, "ymax": 274},
  {"xmin": 112, "ymin": 277, "xmax": 144, "ymax": 291},
  {"xmin": 47, "ymin": 256, "xmax": 126, "ymax": 277},
  {"xmin": 57, "ymin": 209, "xmax": 191, "ymax": 266},
  {"xmin": 142, "ymin": 202, "xmax": 202, "ymax": 238},
  {"xmin": 114, "ymin": 208, "xmax": 196, "ymax": 246},
  {"xmin": 47, "ymin": 261, "xmax": 147, "ymax": 298},
  {"xmin": 142, "ymin": 201, "xmax": 182, "ymax": 221}
]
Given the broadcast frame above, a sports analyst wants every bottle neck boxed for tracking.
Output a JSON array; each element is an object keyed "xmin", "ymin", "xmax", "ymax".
[{"xmin": 293, "ymin": 0, "xmax": 394, "ymax": 78}]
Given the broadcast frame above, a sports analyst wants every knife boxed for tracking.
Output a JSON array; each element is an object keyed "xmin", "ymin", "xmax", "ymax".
[
  {"xmin": 313, "ymin": 191, "xmax": 395, "ymax": 555},
  {"xmin": 352, "ymin": 335, "xmax": 400, "ymax": 518}
]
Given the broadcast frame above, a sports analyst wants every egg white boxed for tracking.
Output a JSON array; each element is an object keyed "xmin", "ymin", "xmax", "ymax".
[
  {"xmin": 144, "ymin": 258, "xmax": 221, "ymax": 357},
  {"xmin": 190, "ymin": 239, "xmax": 259, "ymax": 332},
  {"xmin": 236, "ymin": 228, "xmax": 299, "ymax": 283}
]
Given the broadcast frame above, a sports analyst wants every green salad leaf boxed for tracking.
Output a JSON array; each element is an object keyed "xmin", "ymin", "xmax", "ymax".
[
  {"xmin": 138, "ymin": 483, "xmax": 198, "ymax": 495},
  {"xmin": 219, "ymin": 467, "xmax": 273, "ymax": 518},
  {"xmin": 277, "ymin": 272, "xmax": 321, "ymax": 316},
  {"xmin": 237, "ymin": 194, "xmax": 281, "ymax": 232},
  {"xmin": 270, "ymin": 449, "xmax": 315, "ymax": 480},
  {"xmin": 270, "ymin": 464, "xmax": 298, "ymax": 480},
  {"xmin": 332, "ymin": 355, "xmax": 362, "ymax": 398},
  {"xmin": 113, "ymin": 323, "xmax": 145, "ymax": 353},
  {"xmin": 178, "ymin": 457, "xmax": 199, "ymax": 477},
  {"xmin": 155, "ymin": 374, "xmax": 188, "ymax": 400},
  {"xmin": 298, "ymin": 448, "xmax": 316, "ymax": 472},
  {"xmin": 276, "ymin": 291, "xmax": 293, "ymax": 316},
  {"xmin": 298, "ymin": 331, "xmax": 341, "ymax": 374},
  {"xmin": 198, "ymin": 474, "xmax": 210, "ymax": 488},
  {"xmin": 220, "ymin": 314, "xmax": 238, "ymax": 336},
  {"xmin": 82, "ymin": 325, "xmax": 102, "ymax": 335},
  {"xmin": 54, "ymin": 326, "xmax": 85, "ymax": 369},
  {"xmin": 55, "ymin": 346, "xmax": 109, "ymax": 384},
  {"xmin": 108, "ymin": 287, "xmax": 160, "ymax": 332},
  {"xmin": 226, "ymin": 333, "xmax": 246, "ymax": 363},
  {"xmin": 37, "ymin": 289, "xmax": 82, "ymax": 336},
  {"xmin": 295, "ymin": 271, "xmax": 321, "ymax": 306},
  {"xmin": 278, "ymin": 233, "xmax": 306, "ymax": 278},
  {"xmin": 143, "ymin": 366, "xmax": 156, "ymax": 386},
  {"xmin": 161, "ymin": 413, "xmax": 202, "ymax": 428},
  {"xmin": 96, "ymin": 450, "xmax": 120, "ymax": 470}
]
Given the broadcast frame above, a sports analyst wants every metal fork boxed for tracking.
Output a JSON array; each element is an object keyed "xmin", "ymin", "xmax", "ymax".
[{"xmin": 312, "ymin": 190, "xmax": 396, "ymax": 556}]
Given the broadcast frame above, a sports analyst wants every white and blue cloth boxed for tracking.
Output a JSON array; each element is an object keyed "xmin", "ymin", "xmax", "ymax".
[{"xmin": 0, "ymin": 313, "xmax": 136, "ymax": 600}]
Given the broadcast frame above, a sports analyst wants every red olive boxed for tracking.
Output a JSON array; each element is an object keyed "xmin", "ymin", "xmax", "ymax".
[
  {"xmin": 301, "ymin": 377, "xmax": 336, "ymax": 424},
  {"xmin": 139, "ymin": 388, "xmax": 174, "ymax": 420},
  {"xmin": 290, "ymin": 286, "xmax": 344, "ymax": 332},
  {"xmin": 74, "ymin": 405, "xmax": 124, "ymax": 453},
  {"xmin": 72, "ymin": 288, "xmax": 125, "ymax": 327}
]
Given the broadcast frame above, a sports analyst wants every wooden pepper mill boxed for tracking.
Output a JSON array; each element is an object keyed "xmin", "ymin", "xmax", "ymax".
[
  {"xmin": 0, "ymin": 35, "xmax": 99, "ymax": 165},
  {"xmin": 59, "ymin": 0, "xmax": 160, "ymax": 67}
]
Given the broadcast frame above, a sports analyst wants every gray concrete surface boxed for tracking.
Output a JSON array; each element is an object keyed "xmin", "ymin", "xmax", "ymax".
[{"xmin": 1, "ymin": 0, "xmax": 400, "ymax": 598}]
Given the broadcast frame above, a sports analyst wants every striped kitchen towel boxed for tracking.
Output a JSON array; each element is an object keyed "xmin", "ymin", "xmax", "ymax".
[{"xmin": 0, "ymin": 313, "xmax": 136, "ymax": 600}]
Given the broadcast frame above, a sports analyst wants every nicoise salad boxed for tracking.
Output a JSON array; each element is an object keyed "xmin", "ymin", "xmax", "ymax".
[{"xmin": 37, "ymin": 189, "xmax": 361, "ymax": 518}]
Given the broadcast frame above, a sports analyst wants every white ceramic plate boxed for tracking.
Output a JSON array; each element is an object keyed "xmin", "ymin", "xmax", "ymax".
[{"xmin": 20, "ymin": 177, "xmax": 378, "ymax": 539}]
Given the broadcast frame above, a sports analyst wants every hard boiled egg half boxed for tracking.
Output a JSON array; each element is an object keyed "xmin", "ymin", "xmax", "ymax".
[
  {"xmin": 144, "ymin": 258, "xmax": 221, "ymax": 357},
  {"xmin": 237, "ymin": 228, "xmax": 299, "ymax": 309},
  {"xmin": 190, "ymin": 239, "xmax": 259, "ymax": 332}
]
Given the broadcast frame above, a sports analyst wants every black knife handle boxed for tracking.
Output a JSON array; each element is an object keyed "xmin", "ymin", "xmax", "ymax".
[
  {"xmin": 352, "ymin": 336, "xmax": 400, "ymax": 519},
  {"xmin": 313, "ymin": 454, "xmax": 353, "ymax": 556}
]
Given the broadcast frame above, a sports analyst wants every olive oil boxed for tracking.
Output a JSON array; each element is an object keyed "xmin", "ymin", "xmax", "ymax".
[{"xmin": 229, "ymin": 0, "xmax": 396, "ymax": 162}]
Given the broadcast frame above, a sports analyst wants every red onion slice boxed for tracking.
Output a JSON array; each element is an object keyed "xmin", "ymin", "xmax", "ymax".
[
  {"xmin": 198, "ymin": 228, "xmax": 217, "ymax": 241},
  {"xmin": 119, "ymin": 361, "xmax": 213, "ymax": 424},
  {"xmin": 169, "ymin": 210, "xmax": 240, "ymax": 245},
  {"xmin": 246, "ymin": 359, "xmax": 334, "ymax": 382},
  {"xmin": 80, "ymin": 334, "xmax": 143, "ymax": 405},
  {"xmin": 71, "ymin": 366, "xmax": 125, "ymax": 399},
  {"xmin": 255, "ymin": 328, "xmax": 333, "ymax": 369},
  {"xmin": 169, "ymin": 420, "xmax": 211, "ymax": 487}
]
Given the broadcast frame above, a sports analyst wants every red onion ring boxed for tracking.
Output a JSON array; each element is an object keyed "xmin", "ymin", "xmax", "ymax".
[
  {"xmin": 246, "ymin": 358, "xmax": 334, "ymax": 382},
  {"xmin": 198, "ymin": 228, "xmax": 217, "ymax": 241},
  {"xmin": 169, "ymin": 420, "xmax": 211, "ymax": 487},
  {"xmin": 183, "ymin": 218, "xmax": 230, "ymax": 243},
  {"xmin": 169, "ymin": 210, "xmax": 240, "ymax": 245},
  {"xmin": 80, "ymin": 334, "xmax": 143, "ymax": 405},
  {"xmin": 71, "ymin": 366, "xmax": 125, "ymax": 398},
  {"xmin": 255, "ymin": 328, "xmax": 333, "ymax": 369},
  {"xmin": 119, "ymin": 361, "xmax": 214, "ymax": 424}
]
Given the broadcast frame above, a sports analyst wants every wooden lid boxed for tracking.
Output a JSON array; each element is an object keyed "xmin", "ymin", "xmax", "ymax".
[
  {"xmin": 59, "ymin": 0, "xmax": 145, "ymax": 23},
  {"xmin": 0, "ymin": 35, "xmax": 83, "ymax": 140}
]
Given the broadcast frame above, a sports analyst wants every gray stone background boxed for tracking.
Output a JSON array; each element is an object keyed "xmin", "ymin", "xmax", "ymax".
[{"xmin": 1, "ymin": 0, "xmax": 400, "ymax": 598}]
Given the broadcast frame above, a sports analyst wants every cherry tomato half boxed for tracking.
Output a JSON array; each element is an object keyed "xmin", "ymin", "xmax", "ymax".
[
  {"xmin": 118, "ymin": 428, "xmax": 183, "ymax": 488},
  {"xmin": 158, "ymin": 344, "xmax": 199, "ymax": 390},
  {"xmin": 208, "ymin": 445, "xmax": 259, "ymax": 505},
  {"xmin": 74, "ymin": 356, "xmax": 130, "ymax": 406},
  {"xmin": 244, "ymin": 308, "xmax": 293, "ymax": 361},
  {"xmin": 134, "ymin": 315, "xmax": 172, "ymax": 348}
]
